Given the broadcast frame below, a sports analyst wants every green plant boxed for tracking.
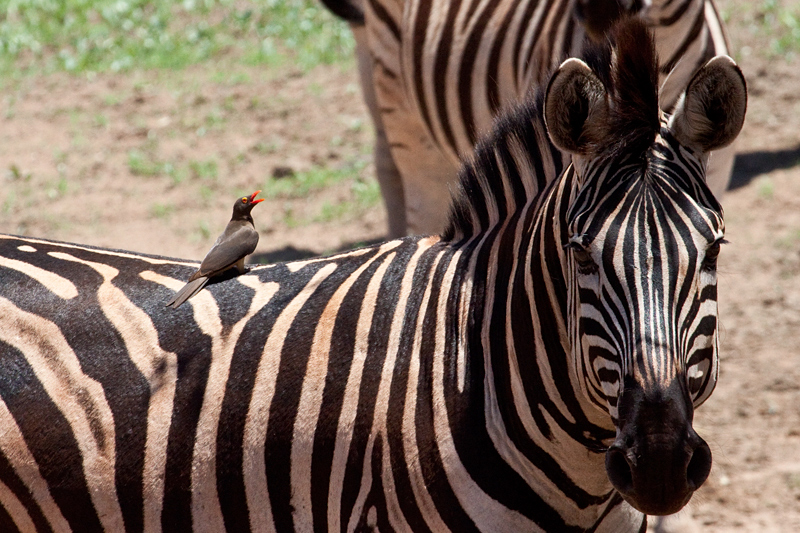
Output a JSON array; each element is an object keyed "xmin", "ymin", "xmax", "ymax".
[
  {"xmin": 757, "ymin": 177, "xmax": 775, "ymax": 200},
  {"xmin": 0, "ymin": 0, "xmax": 354, "ymax": 77},
  {"xmin": 128, "ymin": 149, "xmax": 164, "ymax": 176},
  {"xmin": 190, "ymin": 159, "xmax": 219, "ymax": 181},
  {"xmin": 150, "ymin": 202, "xmax": 175, "ymax": 219},
  {"xmin": 262, "ymin": 160, "xmax": 366, "ymax": 199}
]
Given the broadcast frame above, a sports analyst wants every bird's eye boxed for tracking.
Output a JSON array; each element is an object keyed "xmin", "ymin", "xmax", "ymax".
[
  {"xmin": 701, "ymin": 238, "xmax": 727, "ymax": 272},
  {"xmin": 566, "ymin": 237, "xmax": 598, "ymax": 275},
  {"xmin": 242, "ymin": 197, "xmax": 247, "ymax": 203}
]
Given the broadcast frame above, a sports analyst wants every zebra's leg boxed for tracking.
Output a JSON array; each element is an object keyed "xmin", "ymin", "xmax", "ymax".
[
  {"xmin": 351, "ymin": 23, "xmax": 407, "ymax": 239},
  {"xmin": 387, "ymin": 122, "xmax": 459, "ymax": 236},
  {"xmin": 705, "ymin": 141, "xmax": 736, "ymax": 199},
  {"xmin": 370, "ymin": 65, "xmax": 459, "ymax": 236},
  {"xmin": 361, "ymin": 1, "xmax": 460, "ymax": 237}
]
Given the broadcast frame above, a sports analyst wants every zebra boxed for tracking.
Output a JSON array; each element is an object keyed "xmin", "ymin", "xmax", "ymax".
[
  {"xmin": 0, "ymin": 18, "xmax": 745, "ymax": 532},
  {"xmin": 320, "ymin": 0, "xmax": 735, "ymax": 237}
]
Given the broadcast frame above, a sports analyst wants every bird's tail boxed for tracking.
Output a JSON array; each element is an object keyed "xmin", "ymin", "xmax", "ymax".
[{"xmin": 166, "ymin": 277, "xmax": 209, "ymax": 309}]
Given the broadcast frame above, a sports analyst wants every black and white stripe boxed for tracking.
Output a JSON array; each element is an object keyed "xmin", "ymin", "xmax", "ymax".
[
  {"xmin": 323, "ymin": 0, "xmax": 735, "ymax": 236},
  {"xmin": 0, "ymin": 18, "xmax": 745, "ymax": 532}
]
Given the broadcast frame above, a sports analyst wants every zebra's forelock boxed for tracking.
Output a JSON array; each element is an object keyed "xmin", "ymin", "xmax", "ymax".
[{"xmin": 580, "ymin": 16, "xmax": 661, "ymax": 164}]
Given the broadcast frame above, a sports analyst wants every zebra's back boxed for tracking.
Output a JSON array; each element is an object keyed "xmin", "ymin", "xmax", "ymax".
[{"xmin": 0, "ymin": 234, "xmax": 460, "ymax": 532}]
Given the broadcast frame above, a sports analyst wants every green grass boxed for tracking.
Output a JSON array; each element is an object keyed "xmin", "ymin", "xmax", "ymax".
[
  {"xmin": 190, "ymin": 158, "xmax": 219, "ymax": 182},
  {"xmin": 127, "ymin": 149, "xmax": 164, "ymax": 177},
  {"xmin": 262, "ymin": 162, "xmax": 364, "ymax": 199},
  {"xmin": 149, "ymin": 202, "xmax": 175, "ymax": 219},
  {"xmin": 757, "ymin": 177, "xmax": 775, "ymax": 199},
  {"xmin": 0, "ymin": 0, "xmax": 354, "ymax": 77},
  {"xmin": 723, "ymin": 0, "xmax": 800, "ymax": 58},
  {"xmin": 314, "ymin": 178, "xmax": 380, "ymax": 223},
  {"xmin": 758, "ymin": 0, "xmax": 800, "ymax": 56}
]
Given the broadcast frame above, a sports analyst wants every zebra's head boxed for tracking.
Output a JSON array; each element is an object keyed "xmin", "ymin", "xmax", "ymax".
[{"xmin": 544, "ymin": 19, "xmax": 746, "ymax": 515}]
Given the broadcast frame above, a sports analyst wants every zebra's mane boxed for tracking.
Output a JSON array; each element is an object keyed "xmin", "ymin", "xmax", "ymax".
[{"xmin": 443, "ymin": 17, "xmax": 660, "ymax": 241}]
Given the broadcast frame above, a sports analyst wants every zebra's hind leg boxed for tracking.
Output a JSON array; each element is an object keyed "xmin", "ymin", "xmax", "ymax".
[
  {"xmin": 370, "ymin": 58, "xmax": 459, "ymax": 236},
  {"xmin": 351, "ymin": 23, "xmax": 407, "ymax": 239},
  {"xmin": 358, "ymin": 3, "xmax": 460, "ymax": 237}
]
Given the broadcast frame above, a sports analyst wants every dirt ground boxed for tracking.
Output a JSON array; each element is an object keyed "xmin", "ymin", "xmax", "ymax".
[{"xmin": 1, "ymin": 1, "xmax": 799, "ymax": 531}]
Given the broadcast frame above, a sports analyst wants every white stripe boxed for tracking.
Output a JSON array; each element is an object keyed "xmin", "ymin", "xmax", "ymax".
[
  {"xmin": 704, "ymin": 0, "xmax": 728, "ymax": 54},
  {"xmin": 0, "ymin": 478, "xmax": 36, "ymax": 533},
  {"xmin": 348, "ymin": 238, "xmax": 438, "ymax": 532},
  {"xmin": 292, "ymin": 242, "xmax": 401, "ymax": 531},
  {"xmin": 327, "ymin": 251, "xmax": 396, "ymax": 532},
  {"xmin": 139, "ymin": 272, "xmax": 291, "ymax": 531},
  {"xmin": 431, "ymin": 248, "xmax": 544, "ymax": 532},
  {"xmin": 186, "ymin": 276, "xmax": 280, "ymax": 533},
  {"xmin": 54, "ymin": 255, "xmax": 179, "ymax": 533},
  {"xmin": 400, "ymin": 249, "xmax": 451, "ymax": 531},
  {"xmin": 0, "ymin": 398, "xmax": 71, "ymax": 532},
  {"xmin": 0, "ymin": 296, "xmax": 125, "ymax": 531},
  {"xmin": 0, "ymin": 234, "xmax": 195, "ymax": 266},
  {"xmin": 243, "ymin": 263, "xmax": 338, "ymax": 533},
  {"xmin": 285, "ymin": 247, "xmax": 376, "ymax": 273},
  {"xmin": 0, "ymin": 255, "xmax": 78, "ymax": 299}
]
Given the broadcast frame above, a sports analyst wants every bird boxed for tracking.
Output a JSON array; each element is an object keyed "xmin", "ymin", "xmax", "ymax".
[{"xmin": 166, "ymin": 190, "xmax": 264, "ymax": 309}]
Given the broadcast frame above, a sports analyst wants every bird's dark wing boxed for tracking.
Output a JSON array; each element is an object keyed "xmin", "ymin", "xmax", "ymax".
[{"xmin": 195, "ymin": 225, "xmax": 259, "ymax": 278}]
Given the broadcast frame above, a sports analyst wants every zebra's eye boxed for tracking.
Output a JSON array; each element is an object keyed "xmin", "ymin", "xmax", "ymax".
[
  {"xmin": 701, "ymin": 238, "xmax": 727, "ymax": 272},
  {"xmin": 567, "ymin": 241, "xmax": 598, "ymax": 275}
]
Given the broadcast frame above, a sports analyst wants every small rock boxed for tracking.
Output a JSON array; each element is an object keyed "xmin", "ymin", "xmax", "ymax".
[{"xmin": 272, "ymin": 166, "xmax": 295, "ymax": 179}]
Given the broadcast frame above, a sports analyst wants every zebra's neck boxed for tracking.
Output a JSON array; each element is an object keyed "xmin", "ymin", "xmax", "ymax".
[{"xmin": 442, "ymin": 166, "xmax": 621, "ymax": 521}]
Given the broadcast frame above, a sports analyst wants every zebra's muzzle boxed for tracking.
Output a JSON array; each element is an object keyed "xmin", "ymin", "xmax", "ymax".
[{"xmin": 605, "ymin": 378, "xmax": 712, "ymax": 515}]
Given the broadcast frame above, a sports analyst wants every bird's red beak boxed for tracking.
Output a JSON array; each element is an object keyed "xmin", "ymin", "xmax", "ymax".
[{"xmin": 249, "ymin": 190, "xmax": 264, "ymax": 205}]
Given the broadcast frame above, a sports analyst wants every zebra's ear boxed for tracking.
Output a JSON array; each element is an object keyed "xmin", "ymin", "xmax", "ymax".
[
  {"xmin": 544, "ymin": 58, "xmax": 608, "ymax": 155},
  {"xmin": 669, "ymin": 56, "xmax": 747, "ymax": 153}
]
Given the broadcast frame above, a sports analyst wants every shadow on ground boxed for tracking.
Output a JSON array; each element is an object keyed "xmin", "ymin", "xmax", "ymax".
[
  {"xmin": 250, "ymin": 237, "xmax": 386, "ymax": 264},
  {"xmin": 728, "ymin": 145, "xmax": 800, "ymax": 191}
]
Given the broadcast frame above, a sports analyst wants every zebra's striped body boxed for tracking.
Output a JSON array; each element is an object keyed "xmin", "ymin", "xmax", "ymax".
[
  {"xmin": 0, "ymin": 19, "xmax": 745, "ymax": 532},
  {"xmin": 325, "ymin": 0, "xmax": 734, "ymax": 236}
]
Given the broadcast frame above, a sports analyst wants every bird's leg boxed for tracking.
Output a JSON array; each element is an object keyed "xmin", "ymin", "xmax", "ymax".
[{"xmin": 235, "ymin": 257, "xmax": 247, "ymax": 274}]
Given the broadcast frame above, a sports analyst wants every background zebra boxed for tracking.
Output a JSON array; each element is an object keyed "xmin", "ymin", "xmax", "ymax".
[
  {"xmin": 0, "ymin": 18, "xmax": 745, "ymax": 532},
  {"xmin": 321, "ymin": 0, "xmax": 735, "ymax": 237}
]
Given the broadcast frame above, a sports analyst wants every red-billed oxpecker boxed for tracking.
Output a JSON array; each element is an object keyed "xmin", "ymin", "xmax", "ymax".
[{"xmin": 166, "ymin": 191, "xmax": 263, "ymax": 308}]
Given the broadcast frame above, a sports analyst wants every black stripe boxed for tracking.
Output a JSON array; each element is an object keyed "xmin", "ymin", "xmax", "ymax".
[
  {"xmin": 161, "ymin": 323, "xmax": 213, "ymax": 530},
  {"xmin": 264, "ymin": 255, "xmax": 377, "ymax": 532},
  {"xmin": 340, "ymin": 245, "xmax": 414, "ymax": 529},
  {"xmin": 413, "ymin": 248, "xmax": 479, "ymax": 532},
  {"xmin": 412, "ymin": 0, "xmax": 436, "ymax": 143},
  {"xmin": 384, "ymin": 247, "xmax": 440, "ymax": 532},
  {"xmin": 0, "ymin": 341, "xmax": 103, "ymax": 532},
  {"xmin": 368, "ymin": 0, "xmax": 401, "ymax": 41},
  {"xmin": 0, "ymin": 445, "xmax": 54, "ymax": 533},
  {"xmin": 444, "ymin": 231, "xmax": 582, "ymax": 531},
  {"xmin": 658, "ymin": 0, "xmax": 694, "ymax": 26},
  {"xmin": 433, "ymin": 0, "xmax": 463, "ymax": 152},
  {"xmin": 458, "ymin": 0, "xmax": 498, "ymax": 147},
  {"xmin": 660, "ymin": 7, "xmax": 705, "ymax": 73},
  {"xmin": 310, "ymin": 253, "xmax": 392, "ymax": 531},
  {"xmin": 512, "ymin": 0, "xmax": 543, "ymax": 84}
]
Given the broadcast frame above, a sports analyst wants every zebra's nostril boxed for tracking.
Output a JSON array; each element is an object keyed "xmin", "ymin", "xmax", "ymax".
[
  {"xmin": 605, "ymin": 446, "xmax": 634, "ymax": 494},
  {"xmin": 686, "ymin": 441, "xmax": 712, "ymax": 490}
]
